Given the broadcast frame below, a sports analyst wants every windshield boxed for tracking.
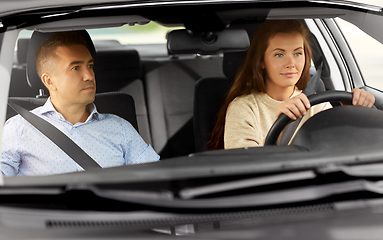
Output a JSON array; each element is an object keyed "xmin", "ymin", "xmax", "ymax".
[
  {"xmin": 0, "ymin": 0, "xmax": 382, "ymax": 203},
  {"xmin": 2, "ymin": 0, "xmax": 383, "ymax": 238}
]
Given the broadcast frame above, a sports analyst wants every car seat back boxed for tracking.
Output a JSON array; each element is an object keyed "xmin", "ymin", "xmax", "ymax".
[
  {"xmin": 144, "ymin": 56, "xmax": 224, "ymax": 158},
  {"xmin": 95, "ymin": 48, "xmax": 152, "ymax": 145},
  {"xmin": 9, "ymin": 39, "xmax": 32, "ymax": 97},
  {"xmin": 194, "ymin": 77, "xmax": 230, "ymax": 152},
  {"xmin": 193, "ymin": 50, "xmax": 247, "ymax": 152}
]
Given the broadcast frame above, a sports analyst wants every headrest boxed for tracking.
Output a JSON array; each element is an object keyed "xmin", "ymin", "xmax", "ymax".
[
  {"xmin": 220, "ymin": 22, "xmax": 260, "ymax": 81},
  {"xmin": 167, "ymin": 29, "xmax": 249, "ymax": 55},
  {"xmin": 26, "ymin": 30, "xmax": 96, "ymax": 94},
  {"xmin": 95, "ymin": 49, "xmax": 142, "ymax": 93},
  {"xmin": 17, "ymin": 38, "xmax": 29, "ymax": 65},
  {"xmin": 93, "ymin": 40, "xmax": 123, "ymax": 50}
]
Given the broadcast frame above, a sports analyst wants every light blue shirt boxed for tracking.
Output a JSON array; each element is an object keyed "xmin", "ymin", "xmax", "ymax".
[{"xmin": 1, "ymin": 98, "xmax": 159, "ymax": 176}]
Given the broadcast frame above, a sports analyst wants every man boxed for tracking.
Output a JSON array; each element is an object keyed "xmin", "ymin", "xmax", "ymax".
[{"xmin": 1, "ymin": 32, "xmax": 159, "ymax": 176}]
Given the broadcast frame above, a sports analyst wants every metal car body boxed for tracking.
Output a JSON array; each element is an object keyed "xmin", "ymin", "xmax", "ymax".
[{"xmin": 0, "ymin": 0, "xmax": 383, "ymax": 239}]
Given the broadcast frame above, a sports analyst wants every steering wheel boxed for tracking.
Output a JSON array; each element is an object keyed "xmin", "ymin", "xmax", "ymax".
[{"xmin": 264, "ymin": 91, "xmax": 353, "ymax": 146}]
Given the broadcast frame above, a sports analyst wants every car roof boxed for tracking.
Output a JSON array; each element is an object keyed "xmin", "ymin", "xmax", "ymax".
[
  {"xmin": 0, "ymin": 0, "xmax": 380, "ymax": 35},
  {"xmin": 0, "ymin": 0, "xmax": 380, "ymax": 18}
]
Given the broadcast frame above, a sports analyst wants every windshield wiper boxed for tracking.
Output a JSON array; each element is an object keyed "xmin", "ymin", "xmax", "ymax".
[
  {"xmin": 81, "ymin": 163, "xmax": 383, "ymax": 210},
  {"xmin": 179, "ymin": 163, "xmax": 383, "ymax": 200},
  {"xmin": 86, "ymin": 179, "xmax": 383, "ymax": 210},
  {"xmin": 317, "ymin": 163, "xmax": 383, "ymax": 177},
  {"xmin": 1, "ymin": 179, "xmax": 383, "ymax": 210},
  {"xmin": 179, "ymin": 171, "xmax": 316, "ymax": 199},
  {"xmin": 3, "ymin": 164, "xmax": 383, "ymax": 211}
]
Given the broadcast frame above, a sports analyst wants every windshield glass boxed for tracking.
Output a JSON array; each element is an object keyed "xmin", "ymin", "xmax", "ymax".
[
  {"xmin": 1, "ymin": 3, "xmax": 383, "ymax": 184},
  {"xmin": 3, "ymin": 2, "xmax": 383, "ymax": 238}
]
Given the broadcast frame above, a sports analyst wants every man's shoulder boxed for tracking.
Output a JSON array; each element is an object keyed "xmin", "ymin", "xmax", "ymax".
[
  {"xmin": 97, "ymin": 112, "xmax": 134, "ymax": 127},
  {"xmin": 5, "ymin": 104, "xmax": 47, "ymax": 127},
  {"xmin": 4, "ymin": 114, "xmax": 28, "ymax": 133},
  {"xmin": 96, "ymin": 113, "xmax": 140, "ymax": 139},
  {"xmin": 98, "ymin": 112, "xmax": 123, "ymax": 121},
  {"xmin": 5, "ymin": 112, "xmax": 27, "ymax": 124}
]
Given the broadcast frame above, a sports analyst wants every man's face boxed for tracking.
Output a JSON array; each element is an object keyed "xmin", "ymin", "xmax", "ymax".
[{"xmin": 46, "ymin": 44, "xmax": 96, "ymax": 107}]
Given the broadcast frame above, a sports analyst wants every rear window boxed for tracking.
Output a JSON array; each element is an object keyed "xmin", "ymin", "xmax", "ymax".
[
  {"xmin": 88, "ymin": 22, "xmax": 182, "ymax": 45},
  {"xmin": 18, "ymin": 22, "xmax": 182, "ymax": 45}
]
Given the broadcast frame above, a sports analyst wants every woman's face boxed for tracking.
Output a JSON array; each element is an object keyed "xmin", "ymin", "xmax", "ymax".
[{"xmin": 263, "ymin": 32, "xmax": 305, "ymax": 91}]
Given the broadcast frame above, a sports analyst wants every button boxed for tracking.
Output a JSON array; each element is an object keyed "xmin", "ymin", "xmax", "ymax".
[{"xmin": 72, "ymin": 126, "xmax": 75, "ymax": 130}]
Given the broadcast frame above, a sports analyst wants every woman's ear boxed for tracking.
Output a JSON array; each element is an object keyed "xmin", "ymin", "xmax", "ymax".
[
  {"xmin": 261, "ymin": 61, "xmax": 265, "ymax": 69},
  {"xmin": 41, "ymin": 73, "xmax": 57, "ymax": 91}
]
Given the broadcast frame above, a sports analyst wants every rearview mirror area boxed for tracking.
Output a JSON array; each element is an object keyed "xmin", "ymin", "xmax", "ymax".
[{"xmin": 167, "ymin": 29, "xmax": 249, "ymax": 55}]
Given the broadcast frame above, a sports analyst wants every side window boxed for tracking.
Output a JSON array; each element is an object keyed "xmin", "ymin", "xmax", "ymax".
[{"xmin": 336, "ymin": 18, "xmax": 383, "ymax": 91}]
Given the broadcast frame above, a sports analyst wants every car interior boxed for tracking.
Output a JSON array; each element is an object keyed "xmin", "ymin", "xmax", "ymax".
[
  {"xmin": 5, "ymin": 9, "xmax": 383, "ymax": 168},
  {"xmin": 5, "ymin": 18, "xmax": 349, "ymax": 161},
  {"xmin": 8, "ymin": 28, "xmax": 225, "ymax": 160},
  {"xmin": 3, "ymin": 2, "xmax": 383, "ymax": 237}
]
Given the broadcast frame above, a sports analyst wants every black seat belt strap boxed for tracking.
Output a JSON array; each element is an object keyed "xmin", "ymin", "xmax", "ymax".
[{"xmin": 7, "ymin": 101, "xmax": 102, "ymax": 170}]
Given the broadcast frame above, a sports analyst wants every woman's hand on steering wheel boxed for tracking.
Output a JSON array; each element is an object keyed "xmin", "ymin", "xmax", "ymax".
[
  {"xmin": 265, "ymin": 90, "xmax": 376, "ymax": 146},
  {"xmin": 277, "ymin": 89, "xmax": 374, "ymax": 121},
  {"xmin": 350, "ymin": 88, "xmax": 375, "ymax": 107},
  {"xmin": 277, "ymin": 93, "xmax": 311, "ymax": 121}
]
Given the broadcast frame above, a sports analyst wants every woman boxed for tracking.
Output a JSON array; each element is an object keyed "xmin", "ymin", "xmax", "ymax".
[{"xmin": 209, "ymin": 20, "xmax": 375, "ymax": 150}]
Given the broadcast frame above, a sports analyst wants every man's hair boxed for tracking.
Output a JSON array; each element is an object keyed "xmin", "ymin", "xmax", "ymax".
[{"xmin": 35, "ymin": 32, "xmax": 89, "ymax": 77}]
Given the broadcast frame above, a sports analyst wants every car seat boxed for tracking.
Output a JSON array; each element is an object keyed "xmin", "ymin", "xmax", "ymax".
[
  {"xmin": 193, "ymin": 51, "xmax": 245, "ymax": 152},
  {"xmin": 9, "ymin": 38, "xmax": 33, "ymax": 97},
  {"xmin": 95, "ymin": 48, "xmax": 152, "ymax": 145}
]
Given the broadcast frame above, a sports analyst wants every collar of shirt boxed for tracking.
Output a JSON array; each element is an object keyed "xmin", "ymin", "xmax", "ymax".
[{"xmin": 35, "ymin": 97, "xmax": 100, "ymax": 124}]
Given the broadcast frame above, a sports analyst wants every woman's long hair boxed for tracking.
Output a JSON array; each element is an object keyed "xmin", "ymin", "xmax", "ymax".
[{"xmin": 208, "ymin": 20, "xmax": 313, "ymax": 150}]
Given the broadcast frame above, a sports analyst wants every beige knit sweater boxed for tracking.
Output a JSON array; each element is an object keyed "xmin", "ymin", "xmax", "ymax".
[{"xmin": 224, "ymin": 89, "xmax": 331, "ymax": 149}]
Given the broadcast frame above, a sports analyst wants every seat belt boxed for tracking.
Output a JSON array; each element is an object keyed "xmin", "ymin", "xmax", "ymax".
[
  {"xmin": 7, "ymin": 101, "xmax": 102, "ymax": 170},
  {"xmin": 278, "ymin": 62, "xmax": 324, "ymax": 145}
]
